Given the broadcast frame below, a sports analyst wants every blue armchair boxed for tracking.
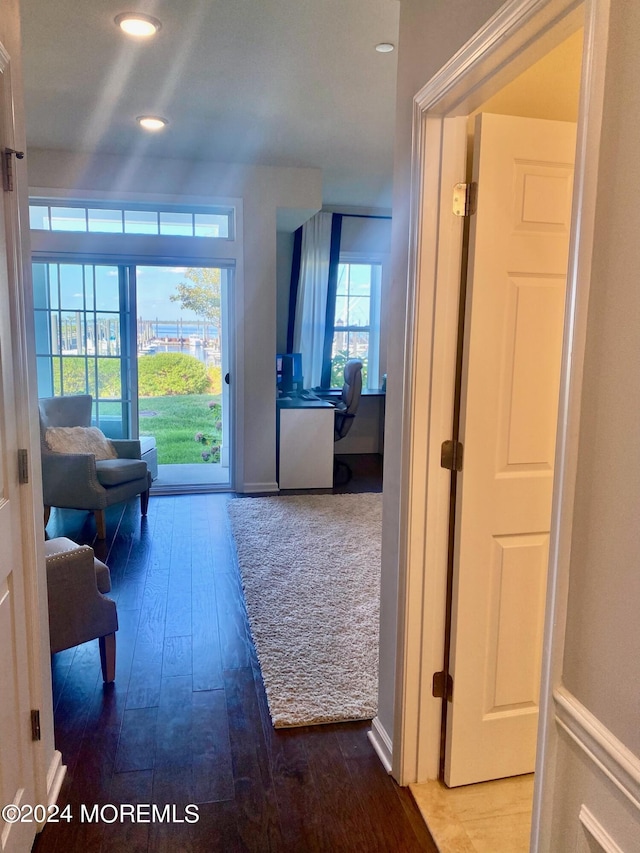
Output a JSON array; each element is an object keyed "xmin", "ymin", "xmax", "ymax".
[{"xmin": 39, "ymin": 395, "xmax": 151, "ymax": 539}]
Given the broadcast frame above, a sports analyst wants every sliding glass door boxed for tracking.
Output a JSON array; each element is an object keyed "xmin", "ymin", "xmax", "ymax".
[
  {"xmin": 134, "ymin": 264, "xmax": 232, "ymax": 489},
  {"xmin": 33, "ymin": 260, "xmax": 233, "ymax": 490}
]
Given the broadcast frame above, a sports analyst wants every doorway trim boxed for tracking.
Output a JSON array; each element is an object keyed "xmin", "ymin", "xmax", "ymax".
[{"xmin": 393, "ymin": 0, "xmax": 608, "ymax": 838}]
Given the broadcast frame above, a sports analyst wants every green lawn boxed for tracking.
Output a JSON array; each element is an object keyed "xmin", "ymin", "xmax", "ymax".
[{"xmin": 139, "ymin": 394, "xmax": 222, "ymax": 464}]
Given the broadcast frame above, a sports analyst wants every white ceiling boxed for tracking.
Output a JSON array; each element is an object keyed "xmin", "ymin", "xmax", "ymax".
[{"xmin": 19, "ymin": 0, "xmax": 400, "ymax": 210}]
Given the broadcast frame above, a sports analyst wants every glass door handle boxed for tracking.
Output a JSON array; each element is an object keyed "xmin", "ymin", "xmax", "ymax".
[{"xmin": 224, "ymin": 372, "xmax": 230, "ymax": 385}]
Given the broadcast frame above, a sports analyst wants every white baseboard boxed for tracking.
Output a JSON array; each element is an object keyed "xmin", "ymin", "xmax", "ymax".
[
  {"xmin": 36, "ymin": 750, "xmax": 66, "ymax": 831},
  {"xmin": 368, "ymin": 716, "xmax": 393, "ymax": 773},
  {"xmin": 241, "ymin": 481, "xmax": 280, "ymax": 493},
  {"xmin": 554, "ymin": 686, "xmax": 640, "ymax": 812},
  {"xmin": 46, "ymin": 750, "xmax": 66, "ymax": 804}
]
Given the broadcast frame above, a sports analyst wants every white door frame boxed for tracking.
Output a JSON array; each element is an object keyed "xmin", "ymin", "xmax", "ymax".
[
  {"xmin": 0, "ymin": 43, "xmax": 64, "ymax": 826},
  {"xmin": 393, "ymin": 0, "xmax": 609, "ymax": 833}
]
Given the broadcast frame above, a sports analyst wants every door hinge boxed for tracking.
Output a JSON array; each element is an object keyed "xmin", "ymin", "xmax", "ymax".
[
  {"xmin": 18, "ymin": 448, "xmax": 29, "ymax": 484},
  {"xmin": 3, "ymin": 147, "xmax": 25, "ymax": 193},
  {"xmin": 452, "ymin": 181, "xmax": 477, "ymax": 217},
  {"xmin": 432, "ymin": 671, "xmax": 453, "ymax": 702},
  {"xmin": 441, "ymin": 439, "xmax": 463, "ymax": 472},
  {"xmin": 31, "ymin": 709, "xmax": 41, "ymax": 741}
]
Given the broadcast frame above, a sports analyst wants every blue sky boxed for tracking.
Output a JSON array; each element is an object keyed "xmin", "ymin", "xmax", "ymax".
[{"xmin": 136, "ymin": 266, "xmax": 200, "ymax": 321}]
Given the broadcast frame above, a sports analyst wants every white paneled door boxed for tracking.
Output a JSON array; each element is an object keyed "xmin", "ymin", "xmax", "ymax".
[
  {"xmin": 0, "ymin": 52, "xmax": 37, "ymax": 852},
  {"xmin": 445, "ymin": 113, "xmax": 576, "ymax": 787}
]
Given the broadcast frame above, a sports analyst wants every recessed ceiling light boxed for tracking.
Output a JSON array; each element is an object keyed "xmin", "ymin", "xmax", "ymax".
[
  {"xmin": 115, "ymin": 13, "xmax": 162, "ymax": 37},
  {"xmin": 136, "ymin": 116, "xmax": 168, "ymax": 131},
  {"xmin": 375, "ymin": 42, "xmax": 395, "ymax": 53}
]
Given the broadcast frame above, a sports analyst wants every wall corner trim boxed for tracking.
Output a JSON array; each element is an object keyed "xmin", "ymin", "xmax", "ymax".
[
  {"xmin": 45, "ymin": 750, "xmax": 66, "ymax": 809},
  {"xmin": 554, "ymin": 686, "xmax": 640, "ymax": 813},
  {"xmin": 579, "ymin": 805, "xmax": 625, "ymax": 853},
  {"xmin": 368, "ymin": 716, "xmax": 393, "ymax": 773}
]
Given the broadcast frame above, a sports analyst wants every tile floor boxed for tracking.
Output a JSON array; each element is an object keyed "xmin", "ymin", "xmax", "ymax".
[{"xmin": 410, "ymin": 774, "xmax": 534, "ymax": 853}]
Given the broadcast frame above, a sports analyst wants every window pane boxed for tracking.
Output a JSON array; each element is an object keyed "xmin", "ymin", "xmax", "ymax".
[
  {"xmin": 347, "ymin": 264, "xmax": 372, "ymax": 296},
  {"xmin": 97, "ymin": 358, "xmax": 121, "ymax": 398},
  {"xmin": 29, "ymin": 205, "xmax": 50, "ymax": 230},
  {"xmin": 347, "ymin": 295, "xmax": 370, "ymax": 327},
  {"xmin": 50, "ymin": 207, "xmax": 87, "ymax": 232},
  {"xmin": 124, "ymin": 210, "xmax": 159, "ymax": 234},
  {"xmin": 334, "ymin": 296, "xmax": 349, "ymax": 326},
  {"xmin": 48, "ymin": 265, "xmax": 60, "ymax": 310},
  {"xmin": 94, "ymin": 266, "xmax": 119, "ymax": 311},
  {"xmin": 194, "ymin": 213, "xmax": 229, "ymax": 238},
  {"xmin": 32, "ymin": 263, "xmax": 50, "ymax": 309},
  {"xmin": 336, "ymin": 264, "xmax": 349, "ymax": 295},
  {"xmin": 31, "ymin": 200, "xmax": 232, "ymax": 240},
  {"xmin": 88, "ymin": 209, "xmax": 123, "ymax": 233},
  {"xmin": 98, "ymin": 401, "xmax": 124, "ymax": 419},
  {"xmin": 330, "ymin": 330, "xmax": 369, "ymax": 388},
  {"xmin": 49, "ymin": 314, "xmax": 61, "ymax": 354},
  {"xmin": 59, "ymin": 265, "xmax": 84, "ymax": 310},
  {"xmin": 61, "ymin": 357, "xmax": 89, "ymax": 394},
  {"xmin": 74, "ymin": 313, "xmax": 87, "ymax": 355},
  {"xmin": 160, "ymin": 211, "xmax": 193, "ymax": 236},
  {"xmin": 36, "ymin": 355, "xmax": 55, "ymax": 397},
  {"xmin": 348, "ymin": 329, "xmax": 370, "ymax": 360},
  {"xmin": 95, "ymin": 314, "xmax": 121, "ymax": 356},
  {"xmin": 33, "ymin": 310, "xmax": 52, "ymax": 355},
  {"xmin": 51, "ymin": 357, "xmax": 62, "ymax": 395}
]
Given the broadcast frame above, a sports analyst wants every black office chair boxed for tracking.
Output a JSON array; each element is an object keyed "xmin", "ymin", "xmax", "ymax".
[{"xmin": 333, "ymin": 359, "xmax": 363, "ymax": 484}]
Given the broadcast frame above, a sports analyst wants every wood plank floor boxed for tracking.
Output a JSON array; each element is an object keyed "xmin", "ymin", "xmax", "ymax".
[{"xmin": 32, "ymin": 460, "xmax": 437, "ymax": 852}]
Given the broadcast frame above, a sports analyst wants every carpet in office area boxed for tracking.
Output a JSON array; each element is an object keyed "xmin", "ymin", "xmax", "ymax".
[{"xmin": 227, "ymin": 492, "xmax": 381, "ymax": 727}]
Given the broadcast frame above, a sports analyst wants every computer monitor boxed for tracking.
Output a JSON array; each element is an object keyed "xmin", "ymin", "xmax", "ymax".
[{"xmin": 276, "ymin": 352, "xmax": 303, "ymax": 393}]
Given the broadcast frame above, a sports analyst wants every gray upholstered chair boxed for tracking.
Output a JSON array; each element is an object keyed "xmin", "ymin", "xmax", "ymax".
[
  {"xmin": 333, "ymin": 358, "xmax": 363, "ymax": 483},
  {"xmin": 39, "ymin": 395, "xmax": 151, "ymax": 539},
  {"xmin": 45, "ymin": 537, "xmax": 118, "ymax": 683}
]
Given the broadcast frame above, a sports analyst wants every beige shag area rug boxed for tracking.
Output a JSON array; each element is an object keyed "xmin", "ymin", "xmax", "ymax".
[{"xmin": 227, "ymin": 492, "xmax": 381, "ymax": 728}]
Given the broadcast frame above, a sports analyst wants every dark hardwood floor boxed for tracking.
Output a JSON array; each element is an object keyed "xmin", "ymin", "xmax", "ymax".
[{"xmin": 33, "ymin": 458, "xmax": 436, "ymax": 852}]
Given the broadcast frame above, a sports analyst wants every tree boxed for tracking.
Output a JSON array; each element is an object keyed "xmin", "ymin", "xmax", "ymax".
[{"xmin": 169, "ymin": 267, "xmax": 221, "ymax": 326}]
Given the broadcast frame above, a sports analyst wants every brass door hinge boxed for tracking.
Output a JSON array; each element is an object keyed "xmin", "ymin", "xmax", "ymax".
[
  {"xmin": 18, "ymin": 449, "xmax": 29, "ymax": 484},
  {"xmin": 441, "ymin": 439, "xmax": 463, "ymax": 472},
  {"xmin": 452, "ymin": 181, "xmax": 477, "ymax": 217},
  {"xmin": 432, "ymin": 671, "xmax": 453, "ymax": 702},
  {"xmin": 31, "ymin": 709, "xmax": 41, "ymax": 741},
  {"xmin": 3, "ymin": 148, "xmax": 24, "ymax": 192}
]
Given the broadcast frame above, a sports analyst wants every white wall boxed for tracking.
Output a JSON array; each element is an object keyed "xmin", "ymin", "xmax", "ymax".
[
  {"xmin": 544, "ymin": 1, "xmax": 640, "ymax": 847},
  {"xmin": 27, "ymin": 149, "xmax": 322, "ymax": 492},
  {"xmin": 475, "ymin": 28, "xmax": 583, "ymax": 122},
  {"xmin": 339, "ymin": 215, "xmax": 391, "ymax": 255}
]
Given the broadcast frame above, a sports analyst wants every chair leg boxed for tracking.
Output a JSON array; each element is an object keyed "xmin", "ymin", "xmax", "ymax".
[
  {"xmin": 99, "ymin": 632, "xmax": 116, "ymax": 683},
  {"xmin": 94, "ymin": 509, "xmax": 107, "ymax": 539},
  {"xmin": 141, "ymin": 489, "xmax": 150, "ymax": 516},
  {"xmin": 333, "ymin": 457, "xmax": 353, "ymax": 486}
]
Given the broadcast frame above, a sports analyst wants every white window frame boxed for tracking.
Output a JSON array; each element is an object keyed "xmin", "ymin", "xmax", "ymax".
[{"xmin": 332, "ymin": 251, "xmax": 384, "ymax": 391}]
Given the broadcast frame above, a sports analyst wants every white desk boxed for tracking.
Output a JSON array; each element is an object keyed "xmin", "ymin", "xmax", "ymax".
[{"xmin": 277, "ymin": 398, "xmax": 334, "ymax": 489}]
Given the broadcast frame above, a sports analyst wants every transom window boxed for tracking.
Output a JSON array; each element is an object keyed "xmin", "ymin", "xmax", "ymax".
[{"xmin": 29, "ymin": 200, "xmax": 234, "ymax": 239}]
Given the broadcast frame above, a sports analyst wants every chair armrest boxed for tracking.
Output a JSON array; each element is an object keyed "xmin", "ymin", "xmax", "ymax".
[
  {"xmin": 111, "ymin": 439, "xmax": 142, "ymax": 460},
  {"xmin": 45, "ymin": 540, "xmax": 118, "ymax": 653},
  {"xmin": 41, "ymin": 451, "xmax": 105, "ymax": 508}
]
